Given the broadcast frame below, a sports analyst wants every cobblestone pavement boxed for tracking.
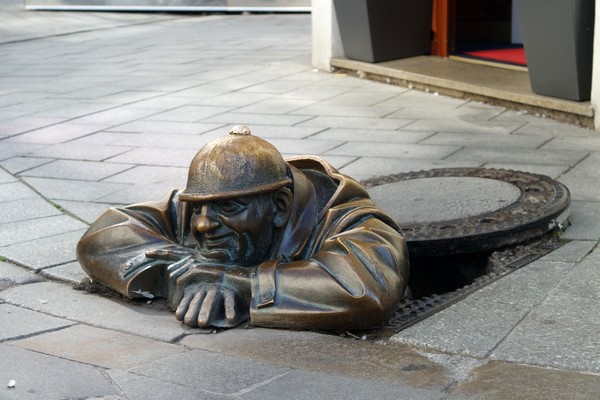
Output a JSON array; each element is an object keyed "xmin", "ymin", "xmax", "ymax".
[{"xmin": 1, "ymin": 2, "xmax": 600, "ymax": 399}]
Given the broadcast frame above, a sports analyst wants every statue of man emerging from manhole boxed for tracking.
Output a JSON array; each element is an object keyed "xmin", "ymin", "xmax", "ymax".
[{"xmin": 77, "ymin": 126, "xmax": 409, "ymax": 330}]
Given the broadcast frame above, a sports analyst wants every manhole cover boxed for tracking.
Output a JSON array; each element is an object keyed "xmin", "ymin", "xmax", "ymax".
[
  {"xmin": 360, "ymin": 168, "xmax": 571, "ymax": 334},
  {"xmin": 365, "ymin": 168, "xmax": 571, "ymax": 257}
]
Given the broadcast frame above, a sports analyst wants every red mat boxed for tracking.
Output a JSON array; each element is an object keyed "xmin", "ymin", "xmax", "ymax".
[{"xmin": 462, "ymin": 48, "xmax": 527, "ymax": 66}]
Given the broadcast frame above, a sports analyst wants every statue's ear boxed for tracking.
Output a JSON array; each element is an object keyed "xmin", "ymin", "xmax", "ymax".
[{"xmin": 272, "ymin": 187, "xmax": 292, "ymax": 228}]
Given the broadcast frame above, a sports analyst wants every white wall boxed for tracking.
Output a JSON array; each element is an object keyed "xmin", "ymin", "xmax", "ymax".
[
  {"xmin": 311, "ymin": 0, "xmax": 342, "ymax": 71},
  {"xmin": 592, "ymin": 2, "xmax": 600, "ymax": 129}
]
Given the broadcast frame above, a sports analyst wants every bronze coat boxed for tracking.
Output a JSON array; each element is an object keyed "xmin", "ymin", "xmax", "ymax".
[{"xmin": 77, "ymin": 156, "xmax": 409, "ymax": 330}]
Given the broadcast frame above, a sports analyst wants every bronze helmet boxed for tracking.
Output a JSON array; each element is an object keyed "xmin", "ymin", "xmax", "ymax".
[{"xmin": 179, "ymin": 126, "xmax": 292, "ymax": 202}]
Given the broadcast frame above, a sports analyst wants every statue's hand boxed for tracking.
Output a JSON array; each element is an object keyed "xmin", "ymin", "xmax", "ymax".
[
  {"xmin": 170, "ymin": 264, "xmax": 252, "ymax": 328},
  {"xmin": 175, "ymin": 283, "xmax": 249, "ymax": 328}
]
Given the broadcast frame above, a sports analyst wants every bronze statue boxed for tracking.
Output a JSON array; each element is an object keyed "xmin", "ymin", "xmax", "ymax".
[{"xmin": 77, "ymin": 126, "xmax": 409, "ymax": 330}]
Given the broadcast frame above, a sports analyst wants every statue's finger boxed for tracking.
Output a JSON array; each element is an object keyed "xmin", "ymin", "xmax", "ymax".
[
  {"xmin": 175, "ymin": 291, "xmax": 194, "ymax": 321},
  {"xmin": 197, "ymin": 288, "xmax": 218, "ymax": 328},
  {"xmin": 224, "ymin": 290, "xmax": 236, "ymax": 325},
  {"xmin": 183, "ymin": 288, "xmax": 206, "ymax": 327}
]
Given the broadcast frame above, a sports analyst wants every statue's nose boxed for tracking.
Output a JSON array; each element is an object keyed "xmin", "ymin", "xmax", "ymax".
[{"xmin": 194, "ymin": 205, "xmax": 219, "ymax": 233}]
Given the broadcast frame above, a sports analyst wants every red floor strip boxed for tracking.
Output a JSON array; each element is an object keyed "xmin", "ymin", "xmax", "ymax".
[{"xmin": 462, "ymin": 48, "xmax": 527, "ymax": 66}]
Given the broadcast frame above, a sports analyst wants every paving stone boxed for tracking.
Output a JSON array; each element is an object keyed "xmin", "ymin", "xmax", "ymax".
[
  {"xmin": 6, "ymin": 123, "xmax": 102, "ymax": 144},
  {"xmin": 515, "ymin": 121, "xmax": 597, "ymax": 137},
  {"xmin": 0, "ymin": 344, "xmax": 117, "ymax": 399},
  {"xmin": 560, "ymin": 201, "xmax": 600, "ymax": 240},
  {"xmin": 181, "ymin": 328, "xmax": 451, "ymax": 391},
  {"xmin": 279, "ymin": 84, "xmax": 351, "ymax": 100},
  {"xmin": 483, "ymin": 163, "xmax": 569, "ymax": 179},
  {"xmin": 421, "ymin": 132, "xmax": 548, "ymax": 148},
  {"xmin": 30, "ymin": 141, "xmax": 135, "ymax": 161},
  {"xmin": 107, "ymin": 369, "xmax": 228, "ymax": 400},
  {"xmin": 386, "ymin": 103, "xmax": 504, "ymax": 121},
  {"xmin": 391, "ymin": 297, "xmax": 530, "ymax": 358},
  {"xmin": 102, "ymin": 165, "xmax": 187, "ymax": 185},
  {"xmin": 0, "ymin": 214, "xmax": 87, "ymax": 247},
  {"xmin": 316, "ymin": 91, "xmax": 400, "ymax": 106},
  {"xmin": 0, "ymin": 156, "xmax": 53, "ymax": 174},
  {"xmin": 0, "ymin": 262, "xmax": 44, "ymax": 290},
  {"xmin": 551, "ymin": 256, "xmax": 600, "ymax": 300},
  {"xmin": 0, "ymin": 143, "xmax": 45, "ymax": 161},
  {"xmin": 376, "ymin": 90, "xmax": 467, "ymax": 108},
  {"xmin": 234, "ymin": 99, "xmax": 315, "ymax": 115},
  {"xmin": 0, "ymin": 304, "xmax": 75, "ymax": 342},
  {"xmin": 20, "ymin": 160, "xmax": 133, "ymax": 181},
  {"xmin": 106, "ymin": 148, "xmax": 199, "ymax": 167},
  {"xmin": 0, "ymin": 182, "xmax": 39, "ymax": 203},
  {"xmin": 444, "ymin": 147, "xmax": 587, "ymax": 166},
  {"xmin": 461, "ymin": 260, "xmax": 576, "ymax": 307},
  {"xmin": 403, "ymin": 118, "xmax": 522, "ymax": 135},
  {"xmin": 0, "ymin": 167, "xmax": 16, "ymax": 184},
  {"xmin": 54, "ymin": 200, "xmax": 113, "ymax": 224},
  {"xmin": 291, "ymin": 104, "xmax": 400, "ymax": 118},
  {"xmin": 299, "ymin": 115, "xmax": 412, "ymax": 130},
  {"xmin": 340, "ymin": 157, "xmax": 481, "ymax": 181},
  {"xmin": 262, "ymin": 138, "xmax": 343, "ymax": 156},
  {"xmin": 558, "ymin": 175, "xmax": 600, "ymax": 201},
  {"xmin": 540, "ymin": 240, "xmax": 597, "ymax": 263},
  {"xmin": 0, "ymin": 281, "xmax": 186, "ymax": 342},
  {"xmin": 311, "ymin": 128, "xmax": 433, "ymax": 144},
  {"xmin": 448, "ymin": 361, "xmax": 600, "ymax": 400},
  {"xmin": 0, "ymin": 229, "xmax": 85, "ymax": 270},
  {"xmin": 146, "ymin": 105, "xmax": 233, "ymax": 122},
  {"xmin": 0, "ymin": 116, "xmax": 66, "ymax": 137},
  {"xmin": 95, "ymin": 182, "xmax": 179, "ymax": 204},
  {"xmin": 541, "ymin": 136, "xmax": 600, "ymax": 152},
  {"xmin": 325, "ymin": 142, "xmax": 459, "ymax": 159},
  {"xmin": 130, "ymin": 349, "xmax": 292, "ymax": 395},
  {"xmin": 108, "ymin": 120, "xmax": 225, "ymax": 135},
  {"xmin": 0, "ymin": 197, "xmax": 62, "ymax": 224},
  {"xmin": 491, "ymin": 295, "xmax": 600, "ymax": 373},
  {"xmin": 13, "ymin": 324, "xmax": 185, "ymax": 369},
  {"xmin": 240, "ymin": 370, "xmax": 444, "ymax": 400},
  {"xmin": 68, "ymin": 107, "xmax": 160, "ymax": 127},
  {"xmin": 40, "ymin": 261, "xmax": 90, "ymax": 285},
  {"xmin": 557, "ymin": 152, "xmax": 600, "ymax": 178},
  {"xmin": 203, "ymin": 112, "xmax": 313, "ymax": 127},
  {"xmin": 22, "ymin": 177, "xmax": 127, "ymax": 202},
  {"xmin": 95, "ymin": 131, "xmax": 211, "ymax": 150},
  {"xmin": 238, "ymin": 79, "xmax": 310, "ymax": 94}
]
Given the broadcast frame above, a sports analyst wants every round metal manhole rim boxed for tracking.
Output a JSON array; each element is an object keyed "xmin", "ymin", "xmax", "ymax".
[{"xmin": 364, "ymin": 168, "xmax": 571, "ymax": 256}]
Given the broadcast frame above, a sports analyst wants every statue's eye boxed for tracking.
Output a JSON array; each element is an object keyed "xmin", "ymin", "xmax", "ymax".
[
  {"xmin": 191, "ymin": 203, "xmax": 202, "ymax": 214},
  {"xmin": 218, "ymin": 200, "xmax": 245, "ymax": 214}
]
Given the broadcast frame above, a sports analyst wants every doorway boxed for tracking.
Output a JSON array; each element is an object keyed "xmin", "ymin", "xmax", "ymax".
[{"xmin": 432, "ymin": 0, "xmax": 526, "ymax": 68}]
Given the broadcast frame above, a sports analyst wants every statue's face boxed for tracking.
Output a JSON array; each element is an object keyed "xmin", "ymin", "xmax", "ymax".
[{"xmin": 190, "ymin": 193, "xmax": 277, "ymax": 267}]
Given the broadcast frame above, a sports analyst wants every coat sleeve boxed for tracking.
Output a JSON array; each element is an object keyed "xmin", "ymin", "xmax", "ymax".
[
  {"xmin": 249, "ymin": 217, "xmax": 409, "ymax": 330},
  {"xmin": 76, "ymin": 190, "xmax": 192, "ymax": 299}
]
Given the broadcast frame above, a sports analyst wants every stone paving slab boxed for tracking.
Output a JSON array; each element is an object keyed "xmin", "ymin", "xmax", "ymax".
[
  {"xmin": 21, "ymin": 177, "xmax": 127, "ymax": 202},
  {"xmin": 129, "ymin": 349, "xmax": 292, "ymax": 396},
  {"xmin": 239, "ymin": 369, "xmax": 444, "ymax": 400},
  {"xmin": 0, "ymin": 281, "xmax": 186, "ymax": 342},
  {"xmin": 445, "ymin": 147, "xmax": 588, "ymax": 166},
  {"xmin": 561, "ymin": 201, "xmax": 600, "ymax": 241},
  {"xmin": 12, "ymin": 324, "xmax": 186, "ymax": 369},
  {"xmin": 20, "ymin": 159, "xmax": 132, "ymax": 181},
  {"xmin": 0, "ymin": 262, "xmax": 44, "ymax": 290},
  {"xmin": 311, "ymin": 128, "xmax": 434, "ymax": 144},
  {"xmin": 39, "ymin": 261, "xmax": 89, "ymax": 285},
  {"xmin": 181, "ymin": 328, "xmax": 451, "ymax": 391},
  {"xmin": 107, "ymin": 369, "xmax": 228, "ymax": 400},
  {"xmin": 0, "ymin": 344, "xmax": 117, "ymax": 400},
  {"xmin": 0, "ymin": 214, "xmax": 87, "ymax": 247},
  {"xmin": 491, "ymin": 295, "xmax": 600, "ymax": 373},
  {"xmin": 447, "ymin": 361, "xmax": 600, "ymax": 400},
  {"xmin": 391, "ymin": 259, "xmax": 576, "ymax": 358},
  {"xmin": 0, "ymin": 304, "xmax": 75, "ymax": 342},
  {"xmin": 0, "ymin": 197, "xmax": 63, "ymax": 224},
  {"xmin": 0, "ymin": 229, "xmax": 85, "ymax": 270}
]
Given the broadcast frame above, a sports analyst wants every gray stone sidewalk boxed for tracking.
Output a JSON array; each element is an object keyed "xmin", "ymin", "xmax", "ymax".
[{"xmin": 1, "ymin": 3, "xmax": 600, "ymax": 399}]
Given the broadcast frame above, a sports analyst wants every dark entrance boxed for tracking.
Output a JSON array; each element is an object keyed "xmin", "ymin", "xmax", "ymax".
[{"xmin": 433, "ymin": 0, "xmax": 525, "ymax": 67}]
